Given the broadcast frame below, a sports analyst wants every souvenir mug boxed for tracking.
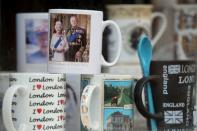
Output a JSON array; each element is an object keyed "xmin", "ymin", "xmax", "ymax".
[
  {"xmin": 134, "ymin": 60, "xmax": 196, "ymax": 130},
  {"xmin": 2, "ymin": 73, "xmax": 67, "ymax": 131},
  {"xmin": 174, "ymin": 5, "xmax": 197, "ymax": 60},
  {"xmin": 48, "ymin": 9, "xmax": 122, "ymax": 74},
  {"xmin": 16, "ymin": 13, "xmax": 48, "ymax": 72},
  {"xmin": 80, "ymin": 74, "xmax": 136, "ymax": 131},
  {"xmin": 106, "ymin": 5, "xmax": 167, "ymax": 64}
]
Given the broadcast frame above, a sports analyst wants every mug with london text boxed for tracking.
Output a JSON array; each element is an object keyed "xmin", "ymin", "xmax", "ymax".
[
  {"xmin": 48, "ymin": 9, "xmax": 122, "ymax": 74},
  {"xmin": 1, "ymin": 73, "xmax": 67, "ymax": 131},
  {"xmin": 134, "ymin": 60, "xmax": 196, "ymax": 130},
  {"xmin": 80, "ymin": 74, "xmax": 136, "ymax": 131}
]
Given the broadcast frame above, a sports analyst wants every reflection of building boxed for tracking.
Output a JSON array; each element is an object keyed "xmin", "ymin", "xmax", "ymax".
[{"xmin": 105, "ymin": 111, "xmax": 132, "ymax": 131}]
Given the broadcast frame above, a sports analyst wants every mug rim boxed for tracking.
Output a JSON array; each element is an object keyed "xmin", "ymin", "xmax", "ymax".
[
  {"xmin": 86, "ymin": 74, "xmax": 138, "ymax": 80},
  {"xmin": 0, "ymin": 72, "xmax": 64, "ymax": 76},
  {"xmin": 151, "ymin": 60, "xmax": 196, "ymax": 63},
  {"xmin": 49, "ymin": 9, "xmax": 103, "ymax": 14},
  {"xmin": 106, "ymin": 4, "xmax": 153, "ymax": 9}
]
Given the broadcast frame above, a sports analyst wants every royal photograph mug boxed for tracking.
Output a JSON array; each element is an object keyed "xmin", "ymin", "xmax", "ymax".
[
  {"xmin": 134, "ymin": 60, "xmax": 196, "ymax": 130},
  {"xmin": 16, "ymin": 13, "xmax": 48, "ymax": 72},
  {"xmin": 48, "ymin": 9, "xmax": 122, "ymax": 74},
  {"xmin": 80, "ymin": 74, "xmax": 136, "ymax": 131},
  {"xmin": 1, "ymin": 73, "xmax": 67, "ymax": 131}
]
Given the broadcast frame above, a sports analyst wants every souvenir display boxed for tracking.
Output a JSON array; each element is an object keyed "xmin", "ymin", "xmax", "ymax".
[{"xmin": 0, "ymin": 1, "xmax": 197, "ymax": 131}]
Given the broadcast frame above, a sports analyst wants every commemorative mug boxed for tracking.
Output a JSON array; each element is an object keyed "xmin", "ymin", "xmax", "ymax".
[
  {"xmin": 16, "ymin": 13, "xmax": 48, "ymax": 72},
  {"xmin": 134, "ymin": 60, "xmax": 196, "ymax": 130},
  {"xmin": 48, "ymin": 9, "xmax": 122, "ymax": 74},
  {"xmin": 174, "ymin": 5, "xmax": 197, "ymax": 60},
  {"xmin": 106, "ymin": 5, "xmax": 167, "ymax": 64},
  {"xmin": 80, "ymin": 74, "xmax": 136, "ymax": 131},
  {"xmin": 1, "ymin": 73, "xmax": 67, "ymax": 131}
]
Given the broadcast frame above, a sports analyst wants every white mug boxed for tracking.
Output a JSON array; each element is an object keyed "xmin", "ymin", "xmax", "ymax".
[
  {"xmin": 174, "ymin": 5, "xmax": 197, "ymax": 60},
  {"xmin": 16, "ymin": 13, "xmax": 48, "ymax": 72},
  {"xmin": 48, "ymin": 9, "xmax": 122, "ymax": 74},
  {"xmin": 106, "ymin": 5, "xmax": 167, "ymax": 64},
  {"xmin": 2, "ymin": 73, "xmax": 67, "ymax": 131},
  {"xmin": 80, "ymin": 74, "xmax": 136, "ymax": 131}
]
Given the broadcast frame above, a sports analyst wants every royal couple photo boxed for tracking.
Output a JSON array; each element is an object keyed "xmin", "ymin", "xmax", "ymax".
[{"xmin": 49, "ymin": 14, "xmax": 90, "ymax": 63}]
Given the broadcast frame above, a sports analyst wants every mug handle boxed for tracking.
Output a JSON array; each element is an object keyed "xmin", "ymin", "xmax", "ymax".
[
  {"xmin": 151, "ymin": 12, "xmax": 167, "ymax": 47},
  {"xmin": 101, "ymin": 20, "xmax": 122, "ymax": 67},
  {"xmin": 134, "ymin": 75, "xmax": 163, "ymax": 119},
  {"xmin": 2, "ymin": 85, "xmax": 27, "ymax": 131},
  {"xmin": 80, "ymin": 85, "xmax": 100, "ymax": 131}
]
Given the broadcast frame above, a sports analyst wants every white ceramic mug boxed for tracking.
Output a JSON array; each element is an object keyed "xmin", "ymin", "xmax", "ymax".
[
  {"xmin": 2, "ymin": 73, "xmax": 66, "ymax": 131},
  {"xmin": 106, "ymin": 5, "xmax": 167, "ymax": 64},
  {"xmin": 80, "ymin": 74, "xmax": 136, "ymax": 131},
  {"xmin": 48, "ymin": 9, "xmax": 122, "ymax": 74},
  {"xmin": 174, "ymin": 5, "xmax": 197, "ymax": 60},
  {"xmin": 16, "ymin": 13, "xmax": 48, "ymax": 72}
]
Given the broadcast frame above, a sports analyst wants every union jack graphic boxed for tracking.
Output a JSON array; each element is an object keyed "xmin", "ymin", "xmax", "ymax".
[
  {"xmin": 168, "ymin": 65, "xmax": 181, "ymax": 74},
  {"xmin": 164, "ymin": 110, "xmax": 183, "ymax": 124}
]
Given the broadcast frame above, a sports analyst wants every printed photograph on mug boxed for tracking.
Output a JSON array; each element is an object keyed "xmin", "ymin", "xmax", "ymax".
[
  {"xmin": 103, "ymin": 80, "xmax": 134, "ymax": 131},
  {"xmin": 25, "ymin": 19, "xmax": 48, "ymax": 64},
  {"xmin": 49, "ymin": 13, "xmax": 91, "ymax": 63}
]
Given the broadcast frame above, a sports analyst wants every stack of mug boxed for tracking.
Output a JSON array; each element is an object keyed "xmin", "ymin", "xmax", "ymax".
[
  {"xmin": 0, "ymin": 7, "xmax": 196, "ymax": 131},
  {"xmin": 1, "ymin": 9, "xmax": 135, "ymax": 131}
]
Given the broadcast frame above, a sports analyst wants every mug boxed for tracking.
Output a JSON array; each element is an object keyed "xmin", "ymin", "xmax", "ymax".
[
  {"xmin": 16, "ymin": 13, "xmax": 48, "ymax": 72},
  {"xmin": 106, "ymin": 5, "xmax": 167, "ymax": 64},
  {"xmin": 2, "ymin": 73, "xmax": 67, "ymax": 131},
  {"xmin": 48, "ymin": 9, "xmax": 122, "ymax": 74},
  {"xmin": 80, "ymin": 74, "xmax": 136, "ymax": 131},
  {"xmin": 174, "ymin": 5, "xmax": 197, "ymax": 60},
  {"xmin": 134, "ymin": 60, "xmax": 196, "ymax": 130}
]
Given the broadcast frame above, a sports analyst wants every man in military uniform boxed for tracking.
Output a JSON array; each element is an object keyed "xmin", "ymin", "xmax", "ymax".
[{"xmin": 65, "ymin": 15, "xmax": 86, "ymax": 62}]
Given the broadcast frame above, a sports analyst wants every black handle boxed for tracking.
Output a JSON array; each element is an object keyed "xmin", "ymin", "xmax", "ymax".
[{"xmin": 134, "ymin": 75, "xmax": 163, "ymax": 120}]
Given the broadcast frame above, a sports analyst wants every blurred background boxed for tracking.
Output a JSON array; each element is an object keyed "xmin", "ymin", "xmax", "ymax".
[{"xmin": 0, "ymin": 0, "xmax": 196, "ymax": 71}]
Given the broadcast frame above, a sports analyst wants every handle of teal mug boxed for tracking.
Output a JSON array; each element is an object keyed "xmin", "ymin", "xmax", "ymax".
[
  {"xmin": 2, "ymin": 85, "xmax": 27, "ymax": 131},
  {"xmin": 80, "ymin": 85, "xmax": 100, "ymax": 131},
  {"xmin": 151, "ymin": 12, "xmax": 167, "ymax": 47},
  {"xmin": 101, "ymin": 20, "xmax": 122, "ymax": 67},
  {"xmin": 134, "ymin": 75, "xmax": 163, "ymax": 120}
]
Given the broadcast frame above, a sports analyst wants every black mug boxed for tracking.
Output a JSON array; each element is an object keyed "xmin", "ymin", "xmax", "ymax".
[{"xmin": 134, "ymin": 60, "xmax": 196, "ymax": 130}]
